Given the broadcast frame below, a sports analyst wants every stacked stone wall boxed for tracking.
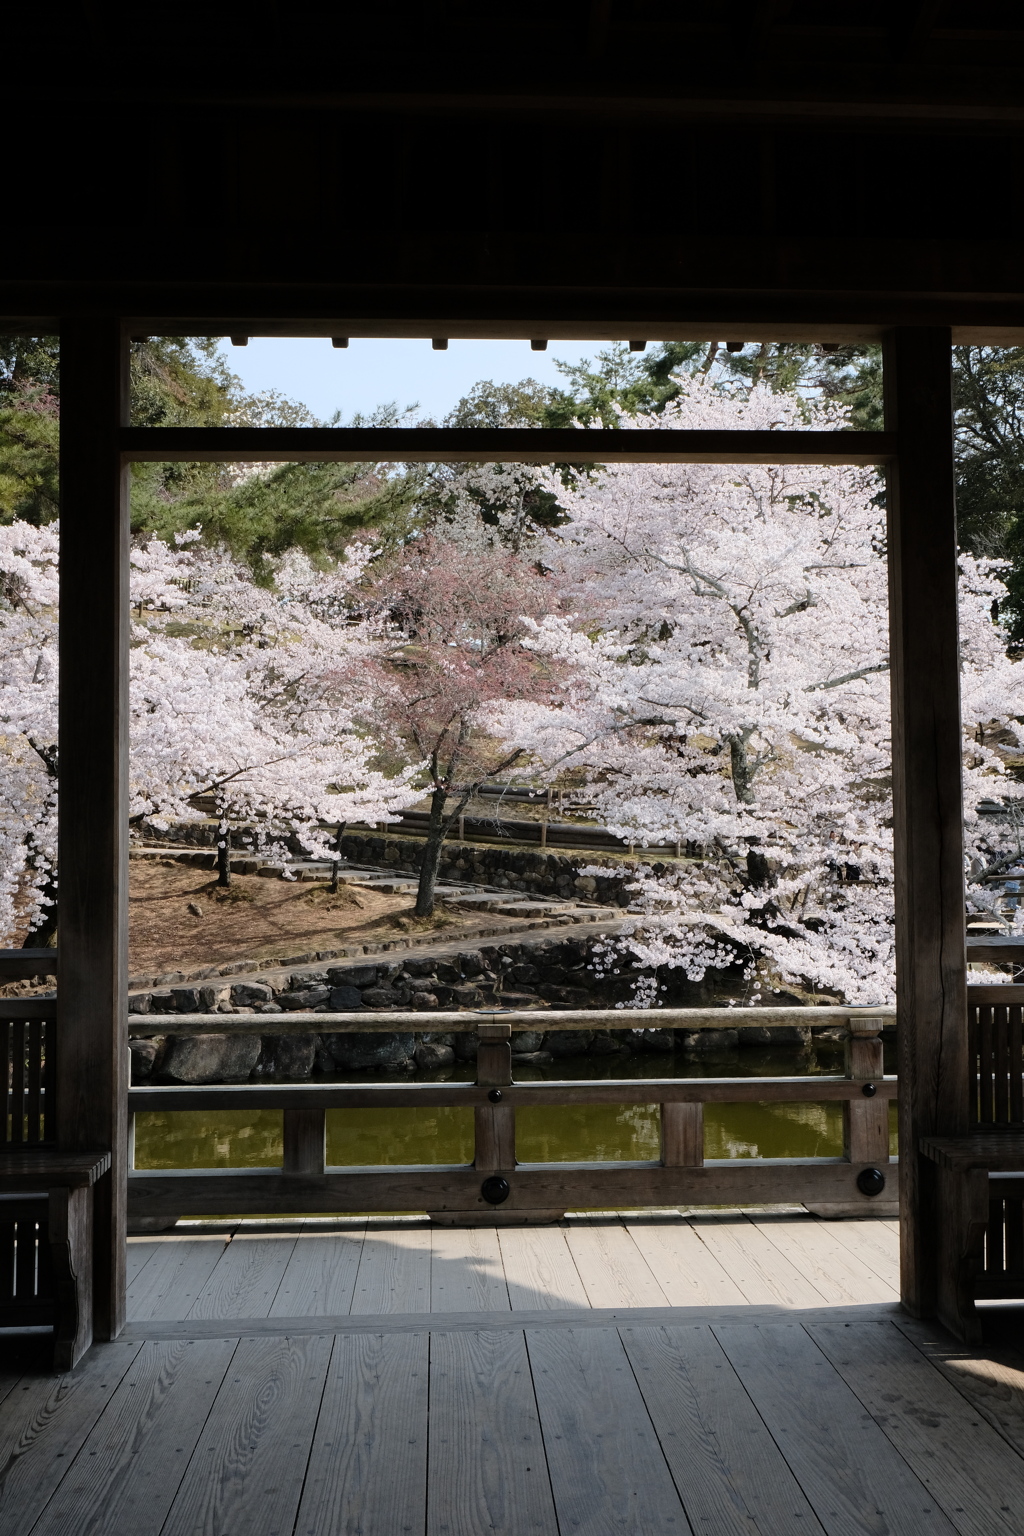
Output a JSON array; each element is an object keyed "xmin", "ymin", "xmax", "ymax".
[{"xmin": 128, "ymin": 931, "xmax": 844, "ymax": 1085}]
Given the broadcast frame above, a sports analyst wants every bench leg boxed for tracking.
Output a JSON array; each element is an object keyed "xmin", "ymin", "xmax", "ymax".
[
  {"xmin": 48, "ymin": 1185, "xmax": 94, "ymax": 1370},
  {"xmin": 934, "ymin": 1165, "xmax": 987, "ymax": 1345}
]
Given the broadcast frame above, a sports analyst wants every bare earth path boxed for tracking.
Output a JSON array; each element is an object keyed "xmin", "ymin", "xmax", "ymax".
[{"xmin": 127, "ymin": 862, "xmax": 462, "ymax": 975}]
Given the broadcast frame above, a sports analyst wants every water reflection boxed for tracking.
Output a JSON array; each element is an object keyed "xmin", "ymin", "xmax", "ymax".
[{"xmin": 133, "ymin": 1039, "xmax": 898, "ymax": 1170}]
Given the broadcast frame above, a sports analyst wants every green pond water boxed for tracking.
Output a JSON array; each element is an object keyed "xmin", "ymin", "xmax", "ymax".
[{"xmin": 134, "ymin": 1040, "xmax": 898, "ymax": 1170}]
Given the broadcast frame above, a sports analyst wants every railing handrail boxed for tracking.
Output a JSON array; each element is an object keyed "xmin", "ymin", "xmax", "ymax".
[{"xmin": 126, "ymin": 1004, "xmax": 894, "ymax": 1034}]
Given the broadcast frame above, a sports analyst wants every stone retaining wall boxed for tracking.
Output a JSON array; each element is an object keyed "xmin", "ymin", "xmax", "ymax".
[
  {"xmin": 141, "ymin": 822, "xmax": 643, "ymax": 906},
  {"xmin": 128, "ymin": 931, "xmax": 846, "ymax": 1085}
]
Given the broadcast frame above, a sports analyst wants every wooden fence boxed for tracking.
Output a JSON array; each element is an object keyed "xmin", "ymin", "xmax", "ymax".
[{"xmin": 116, "ymin": 1005, "xmax": 898, "ymax": 1221}]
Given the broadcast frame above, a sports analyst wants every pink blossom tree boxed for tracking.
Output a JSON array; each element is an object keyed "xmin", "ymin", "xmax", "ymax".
[
  {"xmin": 336, "ymin": 536, "xmax": 567, "ymax": 916},
  {"xmin": 0, "ymin": 525, "xmax": 420, "ymax": 944},
  {"xmin": 490, "ymin": 377, "xmax": 1024, "ymax": 1004}
]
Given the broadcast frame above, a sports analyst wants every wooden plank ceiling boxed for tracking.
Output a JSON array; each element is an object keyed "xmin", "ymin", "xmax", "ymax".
[{"xmin": 3, "ymin": 3, "xmax": 1024, "ymax": 330}]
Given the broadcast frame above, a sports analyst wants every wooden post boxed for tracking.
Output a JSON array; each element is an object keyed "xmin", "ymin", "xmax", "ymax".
[
  {"xmin": 660, "ymin": 1102, "xmax": 703, "ymax": 1166},
  {"xmin": 886, "ymin": 327, "xmax": 969, "ymax": 1318},
  {"xmin": 57, "ymin": 316, "xmax": 130, "ymax": 1340},
  {"xmin": 283, "ymin": 1108, "xmax": 326, "ymax": 1174},
  {"xmin": 474, "ymin": 1024, "xmax": 515, "ymax": 1171},
  {"xmin": 843, "ymin": 1019, "xmax": 889, "ymax": 1165}
]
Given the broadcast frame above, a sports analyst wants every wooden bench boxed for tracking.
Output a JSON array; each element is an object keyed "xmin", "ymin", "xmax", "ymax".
[
  {"xmin": 920, "ymin": 985, "xmax": 1024, "ymax": 1343},
  {"xmin": 3, "ymin": 982, "xmax": 111, "ymax": 1369},
  {"xmin": 0, "ymin": 1152, "xmax": 111, "ymax": 1369}
]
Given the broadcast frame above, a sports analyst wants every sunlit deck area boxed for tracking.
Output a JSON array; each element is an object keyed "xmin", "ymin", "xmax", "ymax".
[{"xmin": 3, "ymin": 1210, "xmax": 1024, "ymax": 1535}]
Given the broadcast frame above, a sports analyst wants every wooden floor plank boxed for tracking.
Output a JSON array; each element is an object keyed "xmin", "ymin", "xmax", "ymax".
[
  {"xmin": 748, "ymin": 1215, "xmax": 898, "ymax": 1305},
  {"xmin": 689, "ymin": 1214, "xmax": 829, "ymax": 1307},
  {"xmin": 351, "ymin": 1226, "xmax": 432, "ymax": 1314},
  {"xmin": 427, "ymin": 1329, "xmax": 558, "ymax": 1536},
  {"xmin": 817, "ymin": 1218, "xmax": 902, "ymax": 1290},
  {"xmin": 126, "ymin": 1236, "xmax": 230, "ymax": 1322},
  {"xmin": 0, "ymin": 1342, "xmax": 142, "ymax": 1536},
  {"xmin": 430, "ymin": 1226, "xmax": 510, "ymax": 1312},
  {"xmin": 714, "ymin": 1322, "xmax": 958, "ymax": 1535},
  {"xmin": 295, "ymin": 1332, "xmax": 428, "ymax": 1536},
  {"xmin": 621, "ymin": 1323, "xmax": 827, "ymax": 1536},
  {"xmin": 28, "ymin": 1338, "xmax": 237, "ymax": 1536},
  {"xmin": 809, "ymin": 1320, "xmax": 1024, "ymax": 1536},
  {"xmin": 268, "ymin": 1231, "xmax": 365, "ymax": 1318},
  {"xmin": 624, "ymin": 1219, "xmax": 748, "ymax": 1308},
  {"xmin": 160, "ymin": 1334, "xmax": 332, "ymax": 1536},
  {"xmin": 563, "ymin": 1221, "xmax": 670, "ymax": 1309},
  {"xmin": 125, "ymin": 1239, "xmax": 159, "ymax": 1286},
  {"xmin": 893, "ymin": 1317, "xmax": 1024, "ymax": 1460},
  {"xmin": 184, "ymin": 1234, "xmax": 297, "ymax": 1320},
  {"xmin": 499, "ymin": 1226, "xmax": 591, "ymax": 1311},
  {"xmin": 527, "ymin": 1325, "xmax": 684, "ymax": 1534}
]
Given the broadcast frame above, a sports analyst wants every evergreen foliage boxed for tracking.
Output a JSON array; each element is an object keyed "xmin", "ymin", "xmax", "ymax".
[{"xmin": 6, "ymin": 332, "xmax": 1024, "ymax": 620}]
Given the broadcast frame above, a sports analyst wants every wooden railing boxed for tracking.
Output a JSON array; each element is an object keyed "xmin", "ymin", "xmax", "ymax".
[{"xmin": 124, "ymin": 1006, "xmax": 898, "ymax": 1220}]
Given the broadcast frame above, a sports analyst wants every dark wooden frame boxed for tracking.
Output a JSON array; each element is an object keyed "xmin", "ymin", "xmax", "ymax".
[
  {"xmin": 125, "ymin": 1011, "xmax": 894, "ymax": 1222},
  {"xmin": 47, "ymin": 317, "xmax": 966, "ymax": 1338}
]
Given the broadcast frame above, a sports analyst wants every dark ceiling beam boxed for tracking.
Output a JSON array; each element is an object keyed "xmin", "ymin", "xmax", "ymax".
[
  {"xmin": 893, "ymin": 0, "xmax": 946, "ymax": 65},
  {"xmin": 118, "ymin": 427, "xmax": 896, "ymax": 467},
  {"xmin": 7, "ymin": 90, "xmax": 1024, "ymax": 130}
]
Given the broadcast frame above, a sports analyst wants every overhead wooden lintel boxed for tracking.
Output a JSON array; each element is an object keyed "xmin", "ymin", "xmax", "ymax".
[{"xmin": 119, "ymin": 427, "xmax": 895, "ymax": 466}]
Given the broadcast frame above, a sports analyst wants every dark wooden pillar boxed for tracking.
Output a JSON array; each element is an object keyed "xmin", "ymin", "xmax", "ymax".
[
  {"xmin": 885, "ymin": 327, "xmax": 969, "ymax": 1318},
  {"xmin": 57, "ymin": 317, "xmax": 130, "ymax": 1340}
]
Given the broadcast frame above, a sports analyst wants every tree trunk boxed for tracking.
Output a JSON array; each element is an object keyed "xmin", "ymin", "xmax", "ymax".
[
  {"xmin": 217, "ymin": 821, "xmax": 232, "ymax": 887},
  {"xmin": 728, "ymin": 733, "xmax": 756, "ymax": 804},
  {"xmin": 415, "ymin": 787, "xmax": 450, "ymax": 917},
  {"xmin": 330, "ymin": 822, "xmax": 346, "ymax": 894}
]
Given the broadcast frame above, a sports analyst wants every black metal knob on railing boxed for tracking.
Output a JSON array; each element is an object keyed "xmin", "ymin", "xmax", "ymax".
[
  {"xmin": 488, "ymin": 1089, "xmax": 503, "ymax": 1103},
  {"xmin": 856, "ymin": 1167, "xmax": 886, "ymax": 1197},
  {"xmin": 481, "ymin": 1175, "xmax": 510, "ymax": 1205},
  {"xmin": 861, "ymin": 1082, "xmax": 877, "ymax": 1097}
]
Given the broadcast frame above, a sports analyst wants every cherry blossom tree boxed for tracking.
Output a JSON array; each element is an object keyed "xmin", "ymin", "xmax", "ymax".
[
  {"xmin": 333, "ymin": 535, "xmax": 567, "ymax": 916},
  {"xmin": 0, "ymin": 524, "xmax": 420, "ymax": 944},
  {"xmin": 0, "ymin": 522, "xmax": 59, "ymax": 943},
  {"xmin": 490, "ymin": 377, "xmax": 1024, "ymax": 1005}
]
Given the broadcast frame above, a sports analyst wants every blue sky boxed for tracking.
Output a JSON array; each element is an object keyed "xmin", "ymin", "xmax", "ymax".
[{"xmin": 219, "ymin": 337, "xmax": 608, "ymax": 423}]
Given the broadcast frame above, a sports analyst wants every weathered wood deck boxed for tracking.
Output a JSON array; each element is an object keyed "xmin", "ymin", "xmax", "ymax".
[{"xmin": 2, "ymin": 1211, "xmax": 1023, "ymax": 1534}]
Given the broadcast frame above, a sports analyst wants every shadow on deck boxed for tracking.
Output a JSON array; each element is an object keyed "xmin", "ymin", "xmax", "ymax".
[{"xmin": 2, "ymin": 1210, "xmax": 1023, "ymax": 1534}]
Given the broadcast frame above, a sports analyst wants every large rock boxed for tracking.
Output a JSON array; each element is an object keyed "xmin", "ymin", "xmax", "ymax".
[
  {"xmin": 162, "ymin": 1033, "xmax": 261, "ymax": 1082},
  {"xmin": 327, "ymin": 964, "xmax": 377, "ymax": 988},
  {"xmin": 280, "ymin": 986, "xmax": 330, "ymax": 1010},
  {"xmin": 328, "ymin": 985, "xmax": 364, "ymax": 1011},
  {"xmin": 511, "ymin": 1030, "xmax": 546, "ymax": 1054},
  {"xmin": 361, "ymin": 986, "xmax": 406, "ymax": 1009},
  {"xmin": 171, "ymin": 984, "xmax": 229, "ymax": 1012},
  {"xmin": 320, "ymin": 1031, "xmax": 416, "ymax": 1071},
  {"xmin": 264, "ymin": 1033, "xmax": 318, "ymax": 1079},
  {"xmin": 629, "ymin": 1028, "xmax": 676, "ymax": 1054},
  {"xmin": 128, "ymin": 1037, "xmax": 163, "ymax": 1082},
  {"xmin": 231, "ymin": 981, "xmax": 274, "ymax": 1007},
  {"xmin": 589, "ymin": 1032, "xmax": 629, "ymax": 1056},
  {"xmin": 414, "ymin": 1041, "xmax": 455, "ymax": 1070},
  {"xmin": 449, "ymin": 984, "xmax": 484, "ymax": 1007}
]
